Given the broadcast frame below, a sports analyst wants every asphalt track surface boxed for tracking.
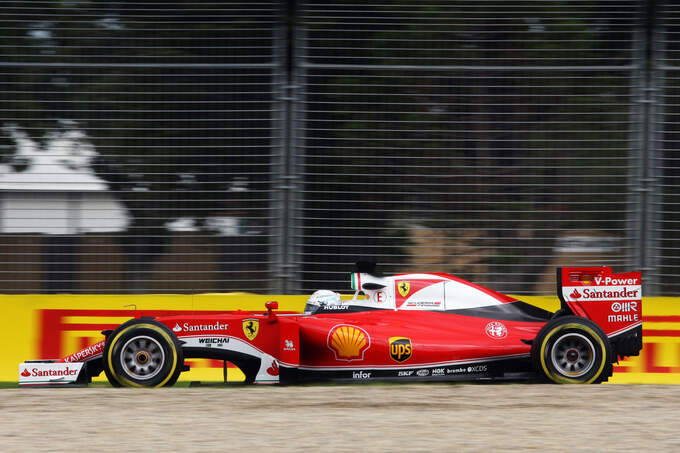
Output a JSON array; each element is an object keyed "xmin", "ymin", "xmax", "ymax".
[{"xmin": 2, "ymin": 384, "xmax": 679, "ymax": 452}]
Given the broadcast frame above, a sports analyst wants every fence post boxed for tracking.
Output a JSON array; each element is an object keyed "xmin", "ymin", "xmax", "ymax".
[
  {"xmin": 633, "ymin": 0, "xmax": 660, "ymax": 294},
  {"xmin": 272, "ymin": 0, "xmax": 301, "ymax": 294}
]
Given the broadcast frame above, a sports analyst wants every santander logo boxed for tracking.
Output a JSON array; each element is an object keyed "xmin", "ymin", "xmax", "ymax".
[
  {"xmin": 266, "ymin": 361, "xmax": 279, "ymax": 376},
  {"xmin": 23, "ymin": 367, "xmax": 78, "ymax": 377},
  {"xmin": 570, "ymin": 288, "xmax": 582, "ymax": 299},
  {"xmin": 172, "ymin": 321, "xmax": 228, "ymax": 333}
]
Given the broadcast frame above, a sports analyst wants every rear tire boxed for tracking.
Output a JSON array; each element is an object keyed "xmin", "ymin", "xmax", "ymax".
[
  {"xmin": 531, "ymin": 316, "xmax": 612, "ymax": 384},
  {"xmin": 103, "ymin": 319, "xmax": 183, "ymax": 388}
]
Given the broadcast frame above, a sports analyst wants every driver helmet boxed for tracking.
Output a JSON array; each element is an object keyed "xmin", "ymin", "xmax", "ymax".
[{"xmin": 304, "ymin": 290, "xmax": 342, "ymax": 314}]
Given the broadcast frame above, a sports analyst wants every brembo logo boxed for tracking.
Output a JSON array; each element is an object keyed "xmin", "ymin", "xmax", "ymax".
[{"xmin": 173, "ymin": 322, "xmax": 229, "ymax": 333}]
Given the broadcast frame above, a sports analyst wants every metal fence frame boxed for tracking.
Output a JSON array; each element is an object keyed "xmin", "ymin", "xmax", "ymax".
[{"xmin": 2, "ymin": 1, "xmax": 680, "ymax": 295}]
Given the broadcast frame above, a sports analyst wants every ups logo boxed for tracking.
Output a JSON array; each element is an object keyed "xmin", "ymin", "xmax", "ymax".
[{"xmin": 389, "ymin": 337, "xmax": 412, "ymax": 363}]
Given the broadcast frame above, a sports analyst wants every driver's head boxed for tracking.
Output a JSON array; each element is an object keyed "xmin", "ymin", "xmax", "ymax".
[{"xmin": 304, "ymin": 290, "xmax": 342, "ymax": 314}]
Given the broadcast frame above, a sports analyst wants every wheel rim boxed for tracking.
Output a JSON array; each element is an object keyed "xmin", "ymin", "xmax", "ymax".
[
  {"xmin": 120, "ymin": 335, "xmax": 166, "ymax": 380},
  {"xmin": 550, "ymin": 332, "xmax": 596, "ymax": 378}
]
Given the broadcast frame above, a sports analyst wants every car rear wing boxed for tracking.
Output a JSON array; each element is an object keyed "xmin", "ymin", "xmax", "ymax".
[{"xmin": 557, "ymin": 266, "xmax": 642, "ymax": 358}]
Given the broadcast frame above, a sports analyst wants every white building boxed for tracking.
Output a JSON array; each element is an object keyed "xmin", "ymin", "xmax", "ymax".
[{"xmin": 0, "ymin": 125, "xmax": 129, "ymax": 234}]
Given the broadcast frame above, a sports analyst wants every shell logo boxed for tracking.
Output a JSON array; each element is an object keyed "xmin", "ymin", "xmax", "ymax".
[{"xmin": 327, "ymin": 324, "xmax": 370, "ymax": 361}]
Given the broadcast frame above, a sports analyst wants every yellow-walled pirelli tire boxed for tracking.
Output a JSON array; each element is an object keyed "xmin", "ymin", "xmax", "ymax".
[
  {"xmin": 531, "ymin": 316, "xmax": 613, "ymax": 384},
  {"xmin": 103, "ymin": 318, "xmax": 184, "ymax": 388}
]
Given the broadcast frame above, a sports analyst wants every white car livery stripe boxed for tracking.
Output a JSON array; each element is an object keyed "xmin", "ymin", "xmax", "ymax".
[{"xmin": 296, "ymin": 352, "xmax": 530, "ymax": 371}]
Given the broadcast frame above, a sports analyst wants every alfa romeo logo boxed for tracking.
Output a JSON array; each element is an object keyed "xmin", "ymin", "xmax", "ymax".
[{"xmin": 485, "ymin": 321, "xmax": 507, "ymax": 339}]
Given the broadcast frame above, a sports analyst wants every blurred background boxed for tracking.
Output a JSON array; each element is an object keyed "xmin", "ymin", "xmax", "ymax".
[{"xmin": 0, "ymin": 0, "xmax": 676, "ymax": 296}]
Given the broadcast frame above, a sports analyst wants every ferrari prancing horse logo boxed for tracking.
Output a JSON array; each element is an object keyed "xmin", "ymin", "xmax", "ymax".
[
  {"xmin": 243, "ymin": 319, "xmax": 259, "ymax": 341},
  {"xmin": 397, "ymin": 281, "xmax": 411, "ymax": 297}
]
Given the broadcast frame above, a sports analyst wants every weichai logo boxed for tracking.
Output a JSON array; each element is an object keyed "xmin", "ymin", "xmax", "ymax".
[{"xmin": 389, "ymin": 337, "xmax": 412, "ymax": 363}]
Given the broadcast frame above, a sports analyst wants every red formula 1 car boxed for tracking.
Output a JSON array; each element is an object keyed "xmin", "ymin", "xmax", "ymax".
[{"xmin": 18, "ymin": 263, "xmax": 642, "ymax": 387}]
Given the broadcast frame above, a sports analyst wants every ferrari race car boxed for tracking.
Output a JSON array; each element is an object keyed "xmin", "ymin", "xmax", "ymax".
[{"xmin": 18, "ymin": 263, "xmax": 642, "ymax": 387}]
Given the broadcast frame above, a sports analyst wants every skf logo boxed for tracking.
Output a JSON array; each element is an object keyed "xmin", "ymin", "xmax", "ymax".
[
  {"xmin": 389, "ymin": 337, "xmax": 412, "ymax": 363},
  {"xmin": 397, "ymin": 281, "xmax": 411, "ymax": 297},
  {"xmin": 327, "ymin": 324, "xmax": 370, "ymax": 361},
  {"xmin": 242, "ymin": 319, "xmax": 259, "ymax": 341}
]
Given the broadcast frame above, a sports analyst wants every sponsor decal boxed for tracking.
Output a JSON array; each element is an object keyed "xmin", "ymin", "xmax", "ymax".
[
  {"xmin": 608, "ymin": 314, "xmax": 640, "ymax": 323},
  {"xmin": 283, "ymin": 339, "xmax": 296, "ymax": 351},
  {"xmin": 398, "ymin": 370, "xmax": 414, "ymax": 377},
  {"xmin": 580, "ymin": 287, "xmax": 640, "ymax": 300},
  {"xmin": 374, "ymin": 291, "xmax": 385, "ymax": 303},
  {"xmin": 352, "ymin": 371, "xmax": 371, "ymax": 379},
  {"xmin": 432, "ymin": 368, "xmax": 445, "ymax": 376},
  {"xmin": 445, "ymin": 365, "xmax": 488, "ymax": 375},
  {"xmin": 327, "ymin": 324, "xmax": 370, "ymax": 361},
  {"xmin": 321, "ymin": 304, "xmax": 347, "ymax": 311},
  {"xmin": 22, "ymin": 366, "xmax": 78, "ymax": 378},
  {"xmin": 266, "ymin": 360, "xmax": 279, "ymax": 376},
  {"xmin": 405, "ymin": 301, "xmax": 441, "ymax": 307},
  {"xmin": 197, "ymin": 337, "xmax": 230, "ymax": 347},
  {"xmin": 570, "ymin": 288, "xmax": 582, "ymax": 299},
  {"xmin": 397, "ymin": 281, "xmax": 411, "ymax": 297},
  {"xmin": 389, "ymin": 337, "xmax": 413, "ymax": 363},
  {"xmin": 173, "ymin": 321, "xmax": 229, "ymax": 333},
  {"xmin": 611, "ymin": 301, "xmax": 639, "ymax": 313},
  {"xmin": 485, "ymin": 321, "xmax": 508, "ymax": 339},
  {"xmin": 416, "ymin": 369, "xmax": 429, "ymax": 377},
  {"xmin": 594, "ymin": 276, "xmax": 640, "ymax": 286},
  {"xmin": 62, "ymin": 340, "xmax": 105, "ymax": 363},
  {"xmin": 242, "ymin": 319, "xmax": 259, "ymax": 341}
]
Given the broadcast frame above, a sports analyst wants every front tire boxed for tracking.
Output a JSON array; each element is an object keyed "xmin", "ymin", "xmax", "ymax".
[
  {"xmin": 103, "ymin": 319, "xmax": 183, "ymax": 388},
  {"xmin": 532, "ymin": 316, "xmax": 612, "ymax": 384}
]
